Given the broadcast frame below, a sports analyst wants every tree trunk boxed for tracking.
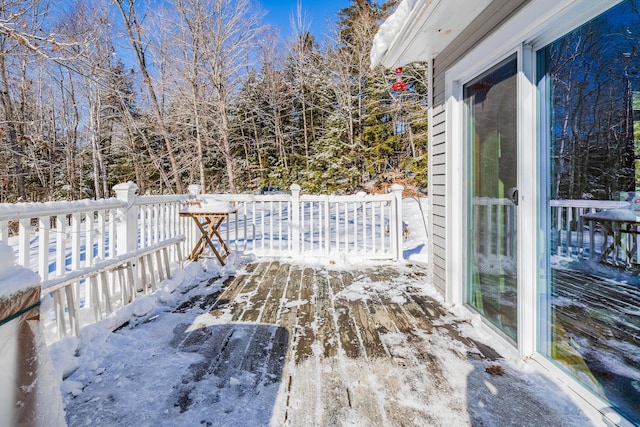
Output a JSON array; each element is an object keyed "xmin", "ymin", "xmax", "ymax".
[{"xmin": 0, "ymin": 53, "xmax": 27, "ymax": 200}]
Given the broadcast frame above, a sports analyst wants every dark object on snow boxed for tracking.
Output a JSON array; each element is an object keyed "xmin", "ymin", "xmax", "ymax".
[
  {"xmin": 485, "ymin": 364, "xmax": 505, "ymax": 376},
  {"xmin": 259, "ymin": 186, "xmax": 288, "ymax": 195}
]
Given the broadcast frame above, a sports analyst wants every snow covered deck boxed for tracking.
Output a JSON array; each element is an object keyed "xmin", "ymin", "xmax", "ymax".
[{"xmin": 60, "ymin": 261, "xmax": 591, "ymax": 426}]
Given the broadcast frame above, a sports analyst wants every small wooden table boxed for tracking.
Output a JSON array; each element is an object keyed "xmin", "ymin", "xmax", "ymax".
[
  {"xmin": 582, "ymin": 208, "xmax": 640, "ymax": 268},
  {"xmin": 179, "ymin": 202, "xmax": 237, "ymax": 264}
]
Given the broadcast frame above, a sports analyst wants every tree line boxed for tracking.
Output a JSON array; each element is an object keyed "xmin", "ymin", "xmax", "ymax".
[{"xmin": 0, "ymin": 0, "xmax": 428, "ymax": 202}]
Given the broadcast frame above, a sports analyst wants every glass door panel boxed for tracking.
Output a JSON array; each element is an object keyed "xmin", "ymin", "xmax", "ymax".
[
  {"xmin": 539, "ymin": 1, "xmax": 640, "ymax": 423},
  {"xmin": 464, "ymin": 56, "xmax": 519, "ymax": 342}
]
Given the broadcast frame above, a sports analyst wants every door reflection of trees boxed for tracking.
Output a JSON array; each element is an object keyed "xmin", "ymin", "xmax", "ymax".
[{"xmin": 549, "ymin": 3, "xmax": 640, "ymax": 201}]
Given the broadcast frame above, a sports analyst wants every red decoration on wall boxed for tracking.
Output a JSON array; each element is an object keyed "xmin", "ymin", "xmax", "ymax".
[
  {"xmin": 394, "ymin": 67, "xmax": 403, "ymax": 74},
  {"xmin": 390, "ymin": 81, "xmax": 408, "ymax": 91}
]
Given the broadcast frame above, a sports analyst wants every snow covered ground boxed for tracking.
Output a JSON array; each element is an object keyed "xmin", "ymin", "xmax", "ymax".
[{"xmin": 45, "ymin": 197, "xmax": 602, "ymax": 426}]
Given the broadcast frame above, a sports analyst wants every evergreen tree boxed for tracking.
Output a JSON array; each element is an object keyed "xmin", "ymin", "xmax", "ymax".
[{"xmin": 304, "ymin": 111, "xmax": 361, "ymax": 194}]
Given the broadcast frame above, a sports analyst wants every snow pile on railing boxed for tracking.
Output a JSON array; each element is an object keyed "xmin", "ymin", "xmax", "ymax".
[
  {"xmin": 0, "ymin": 240, "xmax": 39, "ymax": 296},
  {"xmin": 0, "ymin": 241, "xmax": 65, "ymax": 426}
]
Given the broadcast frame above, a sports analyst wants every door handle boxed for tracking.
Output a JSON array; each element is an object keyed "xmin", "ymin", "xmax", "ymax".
[{"xmin": 508, "ymin": 187, "xmax": 519, "ymax": 206}]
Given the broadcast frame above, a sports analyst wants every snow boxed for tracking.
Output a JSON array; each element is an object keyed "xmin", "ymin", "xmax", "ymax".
[
  {"xmin": 39, "ymin": 197, "xmax": 602, "ymax": 426},
  {"xmin": 0, "ymin": 241, "xmax": 65, "ymax": 427},
  {"xmin": 370, "ymin": 0, "xmax": 419, "ymax": 68},
  {"xmin": 180, "ymin": 200, "xmax": 236, "ymax": 214},
  {"xmin": 0, "ymin": 241, "xmax": 40, "ymax": 298},
  {"xmin": 582, "ymin": 207, "xmax": 639, "ymax": 222},
  {"xmin": 0, "ymin": 198, "xmax": 123, "ymax": 220}
]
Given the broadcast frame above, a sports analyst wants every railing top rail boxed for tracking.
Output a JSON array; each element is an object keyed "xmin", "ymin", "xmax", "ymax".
[
  {"xmin": 134, "ymin": 194, "xmax": 192, "ymax": 206},
  {"xmin": 0, "ymin": 199, "xmax": 126, "ymax": 221},
  {"xmin": 200, "ymin": 192, "xmax": 397, "ymax": 204},
  {"xmin": 41, "ymin": 236, "xmax": 184, "ymax": 293},
  {"xmin": 300, "ymin": 193, "xmax": 395, "ymax": 203},
  {"xmin": 207, "ymin": 193, "xmax": 292, "ymax": 203}
]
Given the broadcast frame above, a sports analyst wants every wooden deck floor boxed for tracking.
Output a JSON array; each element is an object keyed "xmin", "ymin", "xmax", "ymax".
[
  {"xmin": 64, "ymin": 261, "xmax": 589, "ymax": 426},
  {"xmin": 162, "ymin": 261, "xmax": 577, "ymax": 426}
]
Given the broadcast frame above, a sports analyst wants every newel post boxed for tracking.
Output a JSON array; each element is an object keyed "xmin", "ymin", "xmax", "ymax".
[
  {"xmin": 114, "ymin": 182, "xmax": 138, "ymax": 256},
  {"xmin": 390, "ymin": 184, "xmax": 404, "ymax": 261},
  {"xmin": 290, "ymin": 184, "xmax": 301, "ymax": 254}
]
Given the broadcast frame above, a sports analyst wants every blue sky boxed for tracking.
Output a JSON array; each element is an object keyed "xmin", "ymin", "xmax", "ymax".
[{"xmin": 260, "ymin": 0, "xmax": 353, "ymax": 40}]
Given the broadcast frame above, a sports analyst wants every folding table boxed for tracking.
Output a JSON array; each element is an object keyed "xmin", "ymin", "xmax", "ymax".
[{"xmin": 179, "ymin": 201, "xmax": 237, "ymax": 264}]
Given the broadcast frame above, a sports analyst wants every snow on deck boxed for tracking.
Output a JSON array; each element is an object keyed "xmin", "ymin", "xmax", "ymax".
[{"xmin": 56, "ymin": 260, "xmax": 593, "ymax": 426}]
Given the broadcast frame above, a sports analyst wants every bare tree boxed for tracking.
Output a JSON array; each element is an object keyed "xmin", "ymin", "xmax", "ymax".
[
  {"xmin": 193, "ymin": 0, "xmax": 263, "ymax": 194},
  {"xmin": 256, "ymin": 29, "xmax": 293, "ymax": 177},
  {"xmin": 136, "ymin": 0, "xmax": 264, "ymax": 194},
  {"xmin": 114, "ymin": 0, "xmax": 184, "ymax": 193},
  {"xmin": 289, "ymin": 2, "xmax": 315, "ymax": 168},
  {"xmin": 165, "ymin": 0, "xmax": 216, "ymax": 190},
  {"xmin": 0, "ymin": 0, "xmax": 52, "ymax": 200}
]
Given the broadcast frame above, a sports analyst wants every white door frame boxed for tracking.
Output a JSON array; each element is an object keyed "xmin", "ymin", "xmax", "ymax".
[
  {"xmin": 444, "ymin": 0, "xmax": 630, "ymax": 423},
  {"xmin": 444, "ymin": 0, "xmax": 622, "ymax": 357}
]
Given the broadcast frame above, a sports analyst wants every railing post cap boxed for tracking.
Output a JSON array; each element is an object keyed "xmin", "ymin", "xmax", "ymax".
[
  {"xmin": 390, "ymin": 184, "xmax": 404, "ymax": 192},
  {"xmin": 113, "ymin": 181, "xmax": 138, "ymax": 192},
  {"xmin": 290, "ymin": 184, "xmax": 301, "ymax": 191}
]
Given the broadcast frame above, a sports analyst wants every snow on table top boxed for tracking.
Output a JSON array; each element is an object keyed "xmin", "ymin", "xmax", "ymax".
[
  {"xmin": 582, "ymin": 208, "xmax": 640, "ymax": 223},
  {"xmin": 180, "ymin": 200, "xmax": 236, "ymax": 214}
]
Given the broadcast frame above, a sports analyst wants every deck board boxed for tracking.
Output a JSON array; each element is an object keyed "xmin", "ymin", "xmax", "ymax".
[
  {"xmin": 237, "ymin": 261, "xmax": 281, "ymax": 322},
  {"xmin": 315, "ymin": 270, "xmax": 338, "ymax": 358},
  {"xmin": 326, "ymin": 269, "xmax": 362, "ymax": 359},
  {"xmin": 294, "ymin": 267, "xmax": 316, "ymax": 363}
]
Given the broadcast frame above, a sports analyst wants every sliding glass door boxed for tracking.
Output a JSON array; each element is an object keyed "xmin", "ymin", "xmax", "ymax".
[
  {"xmin": 539, "ymin": 1, "xmax": 640, "ymax": 423},
  {"xmin": 464, "ymin": 56, "xmax": 519, "ymax": 342}
]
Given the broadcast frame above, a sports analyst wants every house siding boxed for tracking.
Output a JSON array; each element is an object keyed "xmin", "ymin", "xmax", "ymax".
[{"xmin": 429, "ymin": 0, "xmax": 531, "ymax": 295}]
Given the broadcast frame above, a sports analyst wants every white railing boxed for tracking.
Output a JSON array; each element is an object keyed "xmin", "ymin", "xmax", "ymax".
[
  {"xmin": 471, "ymin": 198, "xmax": 629, "ymax": 265},
  {"xmin": 42, "ymin": 238, "xmax": 183, "ymax": 340},
  {"xmin": 0, "ymin": 183, "xmax": 189, "ymax": 341},
  {"xmin": 135, "ymin": 195, "xmax": 190, "ymax": 249},
  {"xmin": 1, "ymin": 182, "xmax": 406, "ymax": 341},
  {"xmin": 0, "ymin": 198, "xmax": 124, "ymax": 281},
  {"xmin": 2, "ymin": 184, "xmax": 406, "ymax": 281},
  {"xmin": 550, "ymin": 199, "xmax": 629, "ymax": 259},
  {"xmin": 473, "ymin": 197, "xmax": 517, "ymax": 262},
  {"xmin": 210, "ymin": 184, "xmax": 405, "ymax": 261},
  {"xmin": 0, "ymin": 184, "xmax": 189, "ymax": 285}
]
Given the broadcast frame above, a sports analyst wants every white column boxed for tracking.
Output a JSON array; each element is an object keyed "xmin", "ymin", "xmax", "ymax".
[
  {"xmin": 290, "ymin": 184, "xmax": 301, "ymax": 255},
  {"xmin": 38, "ymin": 217, "xmax": 49, "ymax": 281},
  {"xmin": 391, "ymin": 184, "xmax": 404, "ymax": 261}
]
